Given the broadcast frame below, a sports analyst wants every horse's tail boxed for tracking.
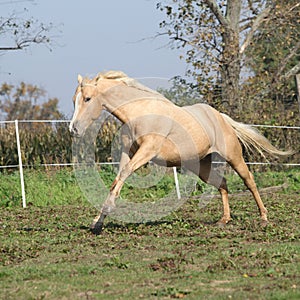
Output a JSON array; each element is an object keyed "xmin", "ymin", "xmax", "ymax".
[{"xmin": 220, "ymin": 113, "xmax": 294, "ymax": 158}]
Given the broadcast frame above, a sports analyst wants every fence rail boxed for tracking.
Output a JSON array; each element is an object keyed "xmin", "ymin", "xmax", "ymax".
[{"xmin": 1, "ymin": 119, "xmax": 299, "ymax": 208}]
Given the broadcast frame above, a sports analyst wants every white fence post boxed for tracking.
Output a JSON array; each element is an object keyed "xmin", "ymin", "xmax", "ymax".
[
  {"xmin": 15, "ymin": 120, "xmax": 26, "ymax": 208},
  {"xmin": 173, "ymin": 167, "xmax": 181, "ymax": 200},
  {"xmin": 0, "ymin": 119, "xmax": 294, "ymax": 209}
]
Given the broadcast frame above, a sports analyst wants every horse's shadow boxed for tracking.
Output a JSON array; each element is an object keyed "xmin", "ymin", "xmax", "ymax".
[
  {"xmin": 77, "ymin": 216, "xmax": 239, "ymax": 234},
  {"xmin": 78, "ymin": 219, "xmax": 176, "ymax": 233}
]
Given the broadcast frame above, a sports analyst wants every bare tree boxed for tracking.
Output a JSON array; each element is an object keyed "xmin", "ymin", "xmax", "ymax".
[{"xmin": 0, "ymin": 1, "xmax": 56, "ymax": 52}]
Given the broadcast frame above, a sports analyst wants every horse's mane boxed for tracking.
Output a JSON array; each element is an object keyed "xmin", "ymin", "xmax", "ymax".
[
  {"xmin": 96, "ymin": 71, "xmax": 163, "ymax": 96},
  {"xmin": 99, "ymin": 70, "xmax": 127, "ymax": 80}
]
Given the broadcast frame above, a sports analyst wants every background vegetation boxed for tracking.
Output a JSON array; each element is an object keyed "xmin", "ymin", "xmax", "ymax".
[
  {"xmin": 157, "ymin": 0, "xmax": 300, "ymax": 114},
  {"xmin": 0, "ymin": 80, "xmax": 299, "ymax": 170},
  {"xmin": 0, "ymin": 1, "xmax": 299, "ymax": 169}
]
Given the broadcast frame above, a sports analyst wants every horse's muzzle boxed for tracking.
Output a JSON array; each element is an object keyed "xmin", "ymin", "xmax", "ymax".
[{"xmin": 69, "ymin": 124, "xmax": 82, "ymax": 137}]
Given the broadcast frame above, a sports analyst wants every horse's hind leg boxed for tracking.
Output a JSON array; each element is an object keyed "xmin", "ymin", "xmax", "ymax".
[
  {"xmin": 190, "ymin": 154, "xmax": 231, "ymax": 225},
  {"xmin": 228, "ymin": 156, "xmax": 268, "ymax": 224}
]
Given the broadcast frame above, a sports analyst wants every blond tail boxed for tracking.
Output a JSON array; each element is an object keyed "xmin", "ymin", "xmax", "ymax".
[{"xmin": 221, "ymin": 113, "xmax": 294, "ymax": 158}]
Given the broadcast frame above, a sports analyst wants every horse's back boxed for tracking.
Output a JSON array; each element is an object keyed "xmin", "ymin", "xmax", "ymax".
[
  {"xmin": 182, "ymin": 103, "xmax": 224, "ymax": 138},
  {"xmin": 181, "ymin": 103, "xmax": 238, "ymax": 156}
]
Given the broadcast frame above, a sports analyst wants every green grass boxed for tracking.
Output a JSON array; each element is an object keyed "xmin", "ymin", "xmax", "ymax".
[
  {"xmin": 1, "ymin": 166, "xmax": 299, "ymax": 208},
  {"xmin": 0, "ymin": 167, "xmax": 299, "ymax": 299}
]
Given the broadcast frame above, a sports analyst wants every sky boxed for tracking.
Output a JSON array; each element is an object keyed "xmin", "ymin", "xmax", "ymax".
[{"xmin": 0, "ymin": 0, "xmax": 187, "ymax": 117}]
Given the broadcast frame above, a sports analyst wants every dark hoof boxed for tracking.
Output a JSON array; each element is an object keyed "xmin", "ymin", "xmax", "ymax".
[
  {"xmin": 260, "ymin": 220, "xmax": 268, "ymax": 228},
  {"xmin": 216, "ymin": 218, "xmax": 231, "ymax": 227},
  {"xmin": 216, "ymin": 221, "xmax": 227, "ymax": 228},
  {"xmin": 90, "ymin": 223, "xmax": 103, "ymax": 235}
]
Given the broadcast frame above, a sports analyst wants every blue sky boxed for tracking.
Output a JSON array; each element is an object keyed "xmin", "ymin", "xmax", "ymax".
[{"xmin": 0, "ymin": 0, "xmax": 186, "ymax": 117}]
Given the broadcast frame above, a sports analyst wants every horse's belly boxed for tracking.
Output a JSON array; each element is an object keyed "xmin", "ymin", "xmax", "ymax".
[{"xmin": 153, "ymin": 137, "xmax": 210, "ymax": 167}]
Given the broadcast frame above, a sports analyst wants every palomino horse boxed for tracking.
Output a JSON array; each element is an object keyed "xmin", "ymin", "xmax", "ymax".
[{"xmin": 69, "ymin": 71, "xmax": 290, "ymax": 235}]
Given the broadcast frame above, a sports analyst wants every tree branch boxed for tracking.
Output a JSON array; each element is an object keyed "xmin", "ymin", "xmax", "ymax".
[
  {"xmin": 288, "ymin": 2, "xmax": 300, "ymax": 13},
  {"xmin": 0, "ymin": 46, "xmax": 22, "ymax": 50},
  {"xmin": 203, "ymin": 0, "xmax": 229, "ymax": 28},
  {"xmin": 239, "ymin": 5, "xmax": 272, "ymax": 55},
  {"xmin": 0, "ymin": 24, "xmax": 52, "ymax": 52},
  {"xmin": 283, "ymin": 62, "xmax": 300, "ymax": 80},
  {"xmin": 276, "ymin": 41, "xmax": 300, "ymax": 79}
]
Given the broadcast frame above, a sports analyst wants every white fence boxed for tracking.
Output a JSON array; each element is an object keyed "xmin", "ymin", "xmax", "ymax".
[{"xmin": 0, "ymin": 119, "xmax": 299, "ymax": 208}]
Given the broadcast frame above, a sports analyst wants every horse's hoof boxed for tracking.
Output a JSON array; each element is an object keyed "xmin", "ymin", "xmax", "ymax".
[
  {"xmin": 90, "ymin": 223, "xmax": 103, "ymax": 235},
  {"xmin": 217, "ymin": 218, "xmax": 231, "ymax": 227},
  {"xmin": 216, "ymin": 221, "xmax": 227, "ymax": 227},
  {"xmin": 260, "ymin": 219, "xmax": 268, "ymax": 227}
]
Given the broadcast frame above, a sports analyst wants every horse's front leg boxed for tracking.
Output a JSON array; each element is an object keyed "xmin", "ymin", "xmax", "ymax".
[
  {"xmin": 90, "ymin": 189, "xmax": 120, "ymax": 235},
  {"xmin": 90, "ymin": 161, "xmax": 128, "ymax": 234},
  {"xmin": 90, "ymin": 148, "xmax": 130, "ymax": 235},
  {"xmin": 90, "ymin": 138, "xmax": 161, "ymax": 235}
]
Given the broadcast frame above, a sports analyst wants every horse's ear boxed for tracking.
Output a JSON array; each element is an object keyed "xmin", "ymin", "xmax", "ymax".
[
  {"xmin": 95, "ymin": 73, "xmax": 102, "ymax": 82},
  {"xmin": 77, "ymin": 74, "xmax": 83, "ymax": 84}
]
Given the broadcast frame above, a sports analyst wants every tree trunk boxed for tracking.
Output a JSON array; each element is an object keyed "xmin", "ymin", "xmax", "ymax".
[
  {"xmin": 220, "ymin": 0, "xmax": 241, "ymax": 112},
  {"xmin": 296, "ymin": 74, "xmax": 300, "ymax": 115}
]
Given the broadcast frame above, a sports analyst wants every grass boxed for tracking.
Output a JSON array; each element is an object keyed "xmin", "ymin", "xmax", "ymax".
[
  {"xmin": 1, "ymin": 166, "xmax": 299, "ymax": 207},
  {"xmin": 0, "ymin": 167, "xmax": 299, "ymax": 299}
]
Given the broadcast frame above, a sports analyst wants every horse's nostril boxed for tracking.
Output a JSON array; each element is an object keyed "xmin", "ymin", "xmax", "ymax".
[{"xmin": 70, "ymin": 125, "xmax": 78, "ymax": 136}]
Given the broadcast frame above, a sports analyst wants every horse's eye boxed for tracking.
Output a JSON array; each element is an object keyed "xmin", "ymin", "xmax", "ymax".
[{"xmin": 84, "ymin": 97, "xmax": 91, "ymax": 103}]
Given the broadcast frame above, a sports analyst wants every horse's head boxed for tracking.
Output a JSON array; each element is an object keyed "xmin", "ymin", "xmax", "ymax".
[
  {"xmin": 69, "ymin": 71, "xmax": 129, "ymax": 137},
  {"xmin": 69, "ymin": 74, "xmax": 101, "ymax": 137},
  {"xmin": 70, "ymin": 72, "xmax": 120, "ymax": 137}
]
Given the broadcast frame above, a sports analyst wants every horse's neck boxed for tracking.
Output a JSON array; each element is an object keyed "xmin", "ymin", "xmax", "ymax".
[
  {"xmin": 102, "ymin": 102, "xmax": 128, "ymax": 124},
  {"xmin": 102, "ymin": 85, "xmax": 165, "ymax": 123}
]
